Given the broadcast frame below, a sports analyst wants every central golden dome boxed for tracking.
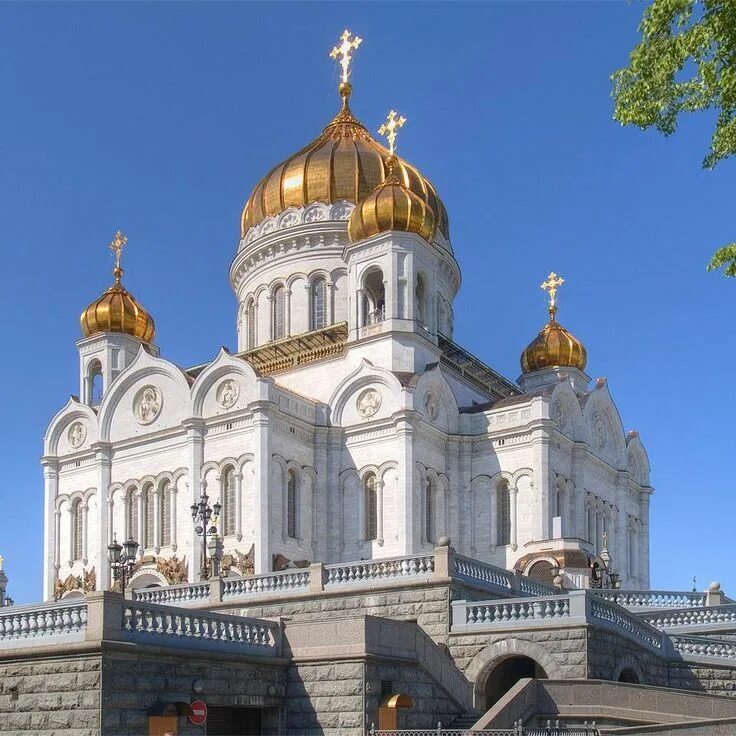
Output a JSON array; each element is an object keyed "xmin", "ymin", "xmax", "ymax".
[{"xmin": 240, "ymin": 86, "xmax": 449, "ymax": 240}]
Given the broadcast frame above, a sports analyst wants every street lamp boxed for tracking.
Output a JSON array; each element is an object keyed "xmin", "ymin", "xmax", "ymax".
[
  {"xmin": 107, "ymin": 535, "xmax": 139, "ymax": 593},
  {"xmin": 590, "ymin": 534, "xmax": 621, "ymax": 590},
  {"xmin": 191, "ymin": 491, "xmax": 222, "ymax": 580}
]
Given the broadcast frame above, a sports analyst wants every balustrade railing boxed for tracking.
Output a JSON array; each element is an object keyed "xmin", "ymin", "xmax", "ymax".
[
  {"xmin": 0, "ymin": 599, "xmax": 87, "ymax": 644},
  {"xmin": 222, "ymin": 568, "xmax": 310, "ymax": 599},
  {"xmin": 325, "ymin": 555, "xmax": 434, "ymax": 586},
  {"xmin": 458, "ymin": 597, "xmax": 571, "ymax": 628},
  {"xmin": 134, "ymin": 582, "xmax": 210, "ymax": 605},
  {"xmin": 671, "ymin": 634, "xmax": 736, "ymax": 662},
  {"xmin": 453, "ymin": 556, "xmax": 513, "ymax": 593},
  {"xmin": 644, "ymin": 603, "xmax": 736, "ymax": 631},
  {"xmin": 122, "ymin": 601, "xmax": 278, "ymax": 653},
  {"xmin": 369, "ymin": 722, "xmax": 599, "ymax": 736},
  {"xmin": 588, "ymin": 595, "xmax": 664, "ymax": 651},
  {"xmin": 595, "ymin": 589, "xmax": 706, "ymax": 609}
]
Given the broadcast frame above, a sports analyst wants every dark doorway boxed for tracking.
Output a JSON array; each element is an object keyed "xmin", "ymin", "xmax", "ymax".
[
  {"xmin": 485, "ymin": 656, "xmax": 547, "ymax": 705},
  {"xmin": 206, "ymin": 707, "xmax": 262, "ymax": 736},
  {"xmin": 618, "ymin": 668, "xmax": 640, "ymax": 684}
]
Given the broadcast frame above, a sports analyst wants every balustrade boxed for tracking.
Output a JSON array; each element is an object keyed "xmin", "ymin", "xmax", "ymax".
[
  {"xmin": 671, "ymin": 635, "xmax": 736, "ymax": 662},
  {"xmin": 222, "ymin": 568, "xmax": 310, "ymax": 599},
  {"xmin": 325, "ymin": 555, "xmax": 434, "ymax": 586},
  {"xmin": 596, "ymin": 589, "xmax": 706, "ymax": 609},
  {"xmin": 0, "ymin": 600, "xmax": 87, "ymax": 643},
  {"xmin": 644, "ymin": 603, "xmax": 736, "ymax": 630},
  {"xmin": 134, "ymin": 582, "xmax": 210, "ymax": 605}
]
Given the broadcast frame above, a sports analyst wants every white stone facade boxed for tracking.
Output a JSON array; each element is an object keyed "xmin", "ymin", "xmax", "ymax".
[{"xmin": 41, "ymin": 181, "xmax": 652, "ymax": 602}]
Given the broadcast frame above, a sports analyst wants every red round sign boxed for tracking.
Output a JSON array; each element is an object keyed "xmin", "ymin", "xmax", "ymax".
[{"xmin": 189, "ymin": 700, "xmax": 208, "ymax": 726}]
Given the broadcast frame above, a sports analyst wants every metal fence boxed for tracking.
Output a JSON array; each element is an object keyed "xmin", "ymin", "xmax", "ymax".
[{"xmin": 369, "ymin": 720, "xmax": 600, "ymax": 736}]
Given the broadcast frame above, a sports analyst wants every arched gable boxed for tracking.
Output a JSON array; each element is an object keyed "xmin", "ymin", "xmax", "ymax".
[
  {"xmin": 582, "ymin": 380, "xmax": 627, "ymax": 468},
  {"xmin": 44, "ymin": 398, "xmax": 99, "ymax": 457},
  {"xmin": 329, "ymin": 359, "xmax": 404, "ymax": 426},
  {"xmin": 626, "ymin": 431, "xmax": 651, "ymax": 487},
  {"xmin": 97, "ymin": 346, "xmax": 191, "ymax": 442},
  {"xmin": 549, "ymin": 379, "xmax": 584, "ymax": 440},
  {"xmin": 190, "ymin": 347, "xmax": 263, "ymax": 418},
  {"xmin": 412, "ymin": 365, "xmax": 459, "ymax": 433}
]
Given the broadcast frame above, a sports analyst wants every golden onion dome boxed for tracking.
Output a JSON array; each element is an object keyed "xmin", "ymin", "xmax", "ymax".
[
  {"xmin": 520, "ymin": 305, "xmax": 587, "ymax": 374},
  {"xmin": 348, "ymin": 155, "xmax": 436, "ymax": 243},
  {"xmin": 240, "ymin": 84, "xmax": 449, "ymax": 241},
  {"xmin": 80, "ymin": 251, "xmax": 155, "ymax": 343}
]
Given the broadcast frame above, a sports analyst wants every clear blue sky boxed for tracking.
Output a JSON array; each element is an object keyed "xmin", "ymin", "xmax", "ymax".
[{"xmin": 0, "ymin": 3, "xmax": 733, "ymax": 604}]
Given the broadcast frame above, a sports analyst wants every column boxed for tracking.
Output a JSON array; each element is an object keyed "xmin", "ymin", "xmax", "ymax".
[
  {"xmin": 314, "ymin": 428, "xmax": 329, "ymax": 560},
  {"xmin": 235, "ymin": 472, "xmax": 243, "ymax": 541},
  {"xmin": 93, "ymin": 443, "xmax": 113, "ymax": 589},
  {"xmin": 137, "ymin": 492, "xmax": 145, "ymax": 551},
  {"xmin": 285, "ymin": 288, "xmax": 292, "ymax": 336},
  {"xmin": 356, "ymin": 288, "xmax": 365, "ymax": 329},
  {"xmin": 510, "ymin": 486, "xmax": 519, "ymax": 551},
  {"xmin": 326, "ymin": 281, "xmax": 335, "ymax": 326},
  {"xmin": 252, "ymin": 401, "xmax": 273, "ymax": 574},
  {"xmin": 41, "ymin": 457, "xmax": 59, "ymax": 600},
  {"xmin": 376, "ymin": 478, "xmax": 385, "ymax": 546},
  {"xmin": 639, "ymin": 490, "xmax": 652, "ymax": 587},
  {"xmin": 397, "ymin": 415, "xmax": 416, "ymax": 555},
  {"xmin": 82, "ymin": 502, "xmax": 90, "ymax": 565},
  {"xmin": 171, "ymin": 482, "xmax": 178, "ymax": 552},
  {"xmin": 183, "ymin": 419, "xmax": 205, "ymax": 582}
]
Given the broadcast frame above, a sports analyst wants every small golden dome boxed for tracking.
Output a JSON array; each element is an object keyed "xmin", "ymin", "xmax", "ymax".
[
  {"xmin": 81, "ymin": 265, "xmax": 155, "ymax": 343},
  {"xmin": 240, "ymin": 86, "xmax": 449, "ymax": 240},
  {"xmin": 348, "ymin": 155, "xmax": 436, "ymax": 243},
  {"xmin": 521, "ymin": 306, "xmax": 587, "ymax": 374}
]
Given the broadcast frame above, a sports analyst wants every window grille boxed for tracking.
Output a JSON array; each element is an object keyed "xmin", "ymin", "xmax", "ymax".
[
  {"xmin": 247, "ymin": 299, "xmax": 256, "ymax": 349},
  {"xmin": 72, "ymin": 500, "xmax": 83, "ymax": 561},
  {"xmin": 273, "ymin": 286, "xmax": 286, "ymax": 340},
  {"xmin": 223, "ymin": 467, "xmax": 236, "ymax": 536},
  {"xmin": 143, "ymin": 485, "xmax": 154, "ymax": 549},
  {"xmin": 160, "ymin": 481, "xmax": 171, "ymax": 546},
  {"xmin": 497, "ymin": 481, "xmax": 511, "ymax": 546},
  {"xmin": 311, "ymin": 279, "xmax": 327, "ymax": 330},
  {"xmin": 127, "ymin": 488, "xmax": 138, "ymax": 543},
  {"xmin": 364, "ymin": 474, "xmax": 378, "ymax": 541},
  {"xmin": 425, "ymin": 478, "xmax": 435, "ymax": 543},
  {"xmin": 287, "ymin": 470, "xmax": 298, "ymax": 538}
]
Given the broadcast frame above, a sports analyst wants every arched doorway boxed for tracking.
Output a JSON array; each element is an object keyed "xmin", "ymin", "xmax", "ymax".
[
  {"xmin": 485, "ymin": 656, "xmax": 547, "ymax": 706},
  {"xmin": 618, "ymin": 668, "xmax": 640, "ymax": 684}
]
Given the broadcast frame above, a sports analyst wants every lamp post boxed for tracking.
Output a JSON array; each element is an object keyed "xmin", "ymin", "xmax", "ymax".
[
  {"xmin": 591, "ymin": 535, "xmax": 621, "ymax": 590},
  {"xmin": 191, "ymin": 491, "xmax": 221, "ymax": 580},
  {"xmin": 107, "ymin": 536, "xmax": 139, "ymax": 593}
]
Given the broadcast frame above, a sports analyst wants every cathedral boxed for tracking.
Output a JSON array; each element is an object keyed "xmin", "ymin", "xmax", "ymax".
[
  {"xmin": 9, "ymin": 30, "xmax": 736, "ymax": 736},
  {"xmin": 42, "ymin": 35, "xmax": 650, "ymax": 603}
]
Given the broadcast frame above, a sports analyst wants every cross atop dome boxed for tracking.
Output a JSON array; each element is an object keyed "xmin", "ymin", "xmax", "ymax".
[
  {"xmin": 378, "ymin": 110, "xmax": 407, "ymax": 156},
  {"xmin": 329, "ymin": 29, "xmax": 363, "ymax": 86},
  {"xmin": 541, "ymin": 271, "xmax": 565, "ymax": 313}
]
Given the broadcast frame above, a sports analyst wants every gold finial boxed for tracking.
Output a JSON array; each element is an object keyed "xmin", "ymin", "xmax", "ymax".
[
  {"xmin": 378, "ymin": 110, "xmax": 407, "ymax": 156},
  {"xmin": 541, "ymin": 271, "xmax": 565, "ymax": 319},
  {"xmin": 330, "ymin": 29, "xmax": 363, "ymax": 86},
  {"xmin": 108, "ymin": 230, "xmax": 128, "ymax": 284}
]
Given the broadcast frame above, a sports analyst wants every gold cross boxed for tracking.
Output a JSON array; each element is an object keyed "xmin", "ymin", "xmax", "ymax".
[
  {"xmin": 330, "ymin": 29, "xmax": 363, "ymax": 84},
  {"xmin": 540, "ymin": 271, "xmax": 565, "ymax": 308},
  {"xmin": 378, "ymin": 110, "xmax": 407, "ymax": 155},
  {"xmin": 108, "ymin": 230, "xmax": 128, "ymax": 270}
]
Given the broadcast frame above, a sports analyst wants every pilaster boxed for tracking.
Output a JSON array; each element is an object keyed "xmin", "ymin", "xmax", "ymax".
[
  {"xmin": 41, "ymin": 456, "xmax": 59, "ymax": 600},
  {"xmin": 252, "ymin": 401, "xmax": 275, "ymax": 573},
  {"xmin": 183, "ymin": 418, "xmax": 206, "ymax": 583},
  {"xmin": 93, "ymin": 443, "xmax": 112, "ymax": 592}
]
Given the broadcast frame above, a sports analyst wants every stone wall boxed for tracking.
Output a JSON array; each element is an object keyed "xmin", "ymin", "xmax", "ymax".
[
  {"xmin": 0, "ymin": 652, "xmax": 101, "ymax": 735},
  {"xmin": 100, "ymin": 647, "xmax": 286, "ymax": 736},
  {"xmin": 587, "ymin": 628, "xmax": 669, "ymax": 686},
  {"xmin": 669, "ymin": 662, "xmax": 736, "ymax": 698}
]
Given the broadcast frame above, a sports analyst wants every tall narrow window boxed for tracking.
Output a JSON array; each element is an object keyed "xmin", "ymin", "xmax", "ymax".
[
  {"xmin": 246, "ymin": 298, "xmax": 256, "ymax": 349},
  {"xmin": 425, "ymin": 477, "xmax": 435, "ymax": 544},
  {"xmin": 311, "ymin": 278, "xmax": 327, "ymax": 330},
  {"xmin": 127, "ymin": 488, "xmax": 138, "ymax": 543},
  {"xmin": 160, "ymin": 480, "xmax": 172, "ymax": 546},
  {"xmin": 415, "ymin": 275, "xmax": 426, "ymax": 327},
  {"xmin": 72, "ymin": 499, "xmax": 83, "ymax": 561},
  {"xmin": 273, "ymin": 286, "xmax": 286, "ymax": 340},
  {"xmin": 143, "ymin": 484, "xmax": 154, "ymax": 549},
  {"xmin": 88, "ymin": 359, "xmax": 103, "ymax": 406},
  {"xmin": 628, "ymin": 523, "xmax": 636, "ymax": 576},
  {"xmin": 223, "ymin": 467, "xmax": 236, "ymax": 537},
  {"xmin": 287, "ymin": 469, "xmax": 298, "ymax": 539},
  {"xmin": 496, "ymin": 481, "xmax": 511, "ymax": 546},
  {"xmin": 364, "ymin": 473, "xmax": 378, "ymax": 541}
]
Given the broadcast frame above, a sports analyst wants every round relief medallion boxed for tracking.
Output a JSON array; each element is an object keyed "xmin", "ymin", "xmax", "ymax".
[
  {"xmin": 68, "ymin": 422, "xmax": 86, "ymax": 449},
  {"xmin": 133, "ymin": 385, "xmax": 162, "ymax": 425},
  {"xmin": 216, "ymin": 379, "xmax": 239, "ymax": 409},
  {"xmin": 424, "ymin": 393, "xmax": 439, "ymax": 422},
  {"xmin": 356, "ymin": 388, "xmax": 382, "ymax": 418}
]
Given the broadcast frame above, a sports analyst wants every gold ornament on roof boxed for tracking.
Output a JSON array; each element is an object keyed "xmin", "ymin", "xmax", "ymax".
[
  {"xmin": 378, "ymin": 110, "xmax": 407, "ymax": 156},
  {"xmin": 541, "ymin": 271, "xmax": 565, "ymax": 314},
  {"xmin": 520, "ymin": 271, "xmax": 587, "ymax": 374},
  {"xmin": 80, "ymin": 230, "xmax": 156, "ymax": 343},
  {"xmin": 330, "ymin": 29, "xmax": 363, "ymax": 85}
]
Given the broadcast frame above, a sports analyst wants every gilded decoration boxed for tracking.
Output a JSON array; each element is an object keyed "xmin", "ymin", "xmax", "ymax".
[
  {"xmin": 216, "ymin": 379, "xmax": 239, "ymax": 409},
  {"xmin": 357, "ymin": 388, "xmax": 382, "ymax": 418},
  {"xmin": 80, "ymin": 230, "xmax": 156, "ymax": 343},
  {"xmin": 68, "ymin": 422, "xmax": 86, "ymax": 449},
  {"xmin": 116, "ymin": 555, "xmax": 187, "ymax": 591},
  {"xmin": 134, "ymin": 385, "xmax": 162, "ymax": 425},
  {"xmin": 221, "ymin": 545, "xmax": 255, "ymax": 577},
  {"xmin": 54, "ymin": 567, "xmax": 96, "ymax": 599}
]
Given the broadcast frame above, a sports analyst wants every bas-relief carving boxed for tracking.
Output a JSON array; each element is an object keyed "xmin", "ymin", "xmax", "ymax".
[
  {"xmin": 54, "ymin": 567, "xmax": 96, "ymax": 598},
  {"xmin": 216, "ymin": 379, "xmax": 239, "ymax": 409},
  {"xmin": 593, "ymin": 413, "xmax": 607, "ymax": 449},
  {"xmin": 133, "ymin": 385, "xmax": 162, "ymax": 425},
  {"xmin": 424, "ymin": 393, "xmax": 439, "ymax": 423},
  {"xmin": 68, "ymin": 422, "xmax": 86, "ymax": 449},
  {"xmin": 356, "ymin": 388, "xmax": 382, "ymax": 419},
  {"xmin": 221, "ymin": 545, "xmax": 255, "ymax": 576}
]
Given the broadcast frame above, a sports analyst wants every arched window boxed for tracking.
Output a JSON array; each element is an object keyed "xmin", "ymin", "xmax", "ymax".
[
  {"xmin": 88, "ymin": 359, "xmax": 103, "ymax": 406},
  {"xmin": 425, "ymin": 476, "xmax": 435, "ymax": 544},
  {"xmin": 272, "ymin": 286, "xmax": 286, "ymax": 340},
  {"xmin": 160, "ymin": 480, "xmax": 172, "ymax": 546},
  {"xmin": 71, "ymin": 499, "xmax": 83, "ymax": 561},
  {"xmin": 246, "ymin": 298, "xmax": 256, "ymax": 349},
  {"xmin": 126, "ymin": 487, "xmax": 138, "ymax": 543},
  {"xmin": 496, "ymin": 481, "xmax": 511, "ymax": 546},
  {"xmin": 223, "ymin": 467, "xmax": 236, "ymax": 537},
  {"xmin": 311, "ymin": 278, "xmax": 327, "ymax": 330},
  {"xmin": 143, "ymin": 484, "xmax": 154, "ymax": 549},
  {"xmin": 364, "ymin": 473, "xmax": 378, "ymax": 541},
  {"xmin": 628, "ymin": 522, "xmax": 636, "ymax": 576},
  {"xmin": 362, "ymin": 269, "xmax": 385, "ymax": 325},
  {"xmin": 415, "ymin": 274, "xmax": 427, "ymax": 327},
  {"xmin": 287, "ymin": 469, "xmax": 298, "ymax": 539}
]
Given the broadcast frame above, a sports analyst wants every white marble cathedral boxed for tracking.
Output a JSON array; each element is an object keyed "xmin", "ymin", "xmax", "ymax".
[{"xmin": 41, "ymin": 32, "xmax": 652, "ymax": 602}]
